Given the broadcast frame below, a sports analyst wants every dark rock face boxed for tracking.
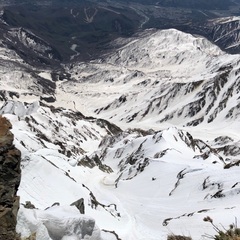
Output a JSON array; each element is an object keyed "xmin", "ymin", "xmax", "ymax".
[
  {"xmin": 23, "ymin": 201, "xmax": 36, "ymax": 210},
  {"xmin": 70, "ymin": 198, "xmax": 85, "ymax": 214},
  {"xmin": 0, "ymin": 116, "xmax": 21, "ymax": 240}
]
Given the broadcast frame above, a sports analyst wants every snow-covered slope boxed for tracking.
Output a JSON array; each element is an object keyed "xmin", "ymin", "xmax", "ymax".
[
  {"xmin": 106, "ymin": 29, "xmax": 222, "ymax": 72},
  {"xmin": 209, "ymin": 16, "xmax": 240, "ymax": 53},
  {"xmin": 0, "ymin": 9, "xmax": 62, "ymax": 66},
  {"xmin": 61, "ymin": 29, "xmax": 240, "ymax": 134},
  {"xmin": 3, "ymin": 101, "xmax": 240, "ymax": 239},
  {"xmin": 1, "ymin": 101, "xmax": 123, "ymax": 239},
  {"xmin": 1, "ymin": 28, "xmax": 240, "ymax": 239},
  {"xmin": 91, "ymin": 127, "xmax": 240, "ymax": 239},
  {"xmin": 0, "ymin": 37, "xmax": 57, "ymax": 103}
]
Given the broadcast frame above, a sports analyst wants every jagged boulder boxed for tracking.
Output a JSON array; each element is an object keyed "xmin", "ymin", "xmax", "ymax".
[
  {"xmin": 23, "ymin": 201, "xmax": 36, "ymax": 210},
  {"xmin": 0, "ymin": 116, "xmax": 21, "ymax": 240},
  {"xmin": 70, "ymin": 198, "xmax": 85, "ymax": 214},
  {"xmin": 0, "ymin": 116, "xmax": 13, "ymax": 147}
]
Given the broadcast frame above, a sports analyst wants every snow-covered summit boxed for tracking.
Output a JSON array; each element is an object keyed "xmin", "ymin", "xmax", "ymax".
[
  {"xmin": 63, "ymin": 29, "xmax": 240, "ymax": 133},
  {"xmin": 106, "ymin": 29, "xmax": 222, "ymax": 74}
]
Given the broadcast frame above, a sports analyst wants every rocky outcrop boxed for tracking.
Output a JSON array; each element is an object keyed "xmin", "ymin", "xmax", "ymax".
[
  {"xmin": 70, "ymin": 198, "xmax": 85, "ymax": 214},
  {"xmin": 0, "ymin": 116, "xmax": 21, "ymax": 240}
]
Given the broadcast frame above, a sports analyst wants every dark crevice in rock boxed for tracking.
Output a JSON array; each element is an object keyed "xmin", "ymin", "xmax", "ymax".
[
  {"xmin": 82, "ymin": 184, "xmax": 120, "ymax": 218},
  {"xmin": 162, "ymin": 208, "xmax": 213, "ymax": 226},
  {"xmin": 169, "ymin": 168, "xmax": 187, "ymax": 196},
  {"xmin": 102, "ymin": 229, "xmax": 122, "ymax": 240}
]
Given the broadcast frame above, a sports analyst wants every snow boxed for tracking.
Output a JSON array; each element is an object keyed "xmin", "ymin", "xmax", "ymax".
[
  {"xmin": 38, "ymin": 72, "xmax": 52, "ymax": 81},
  {"xmin": 1, "ymin": 28, "xmax": 240, "ymax": 240},
  {"xmin": 0, "ymin": 101, "xmax": 39, "ymax": 117},
  {"xmin": 71, "ymin": 44, "xmax": 78, "ymax": 51},
  {"xmin": 212, "ymin": 16, "xmax": 240, "ymax": 24},
  {"xmin": 17, "ymin": 206, "xmax": 101, "ymax": 240},
  {"xmin": 9, "ymin": 107, "xmax": 240, "ymax": 239},
  {"xmin": 55, "ymin": 29, "xmax": 240, "ymax": 135}
]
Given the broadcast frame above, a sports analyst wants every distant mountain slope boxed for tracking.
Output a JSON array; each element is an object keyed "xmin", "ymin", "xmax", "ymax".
[
  {"xmin": 0, "ymin": 0, "xmax": 240, "ymax": 66},
  {"xmin": 0, "ymin": 2, "xmax": 142, "ymax": 63},
  {"xmin": 64, "ymin": 29, "xmax": 240, "ymax": 133},
  {"xmin": 2, "ymin": 27, "xmax": 240, "ymax": 133},
  {"xmin": 208, "ymin": 17, "xmax": 240, "ymax": 54},
  {"xmin": 154, "ymin": 0, "xmax": 234, "ymax": 10}
]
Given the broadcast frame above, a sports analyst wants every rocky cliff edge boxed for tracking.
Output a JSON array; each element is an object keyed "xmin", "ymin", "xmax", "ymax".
[{"xmin": 0, "ymin": 115, "xmax": 21, "ymax": 240}]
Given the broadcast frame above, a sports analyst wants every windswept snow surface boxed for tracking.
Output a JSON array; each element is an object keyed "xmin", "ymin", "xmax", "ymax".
[
  {"xmin": 2, "ymin": 102, "xmax": 240, "ymax": 240},
  {"xmin": 1, "ymin": 28, "xmax": 240, "ymax": 240},
  {"xmin": 3, "ymin": 102, "xmax": 125, "ymax": 239}
]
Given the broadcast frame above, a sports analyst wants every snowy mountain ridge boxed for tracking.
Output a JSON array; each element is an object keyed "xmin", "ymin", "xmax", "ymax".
[
  {"xmin": 60, "ymin": 29, "xmax": 240, "ymax": 133},
  {"xmin": 106, "ymin": 29, "xmax": 223, "ymax": 71},
  {"xmin": 1, "ymin": 28, "xmax": 240, "ymax": 239}
]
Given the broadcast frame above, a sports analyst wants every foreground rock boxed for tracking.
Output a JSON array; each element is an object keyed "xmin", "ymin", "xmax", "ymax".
[
  {"xmin": 0, "ymin": 116, "xmax": 21, "ymax": 240},
  {"xmin": 17, "ymin": 205, "xmax": 101, "ymax": 240}
]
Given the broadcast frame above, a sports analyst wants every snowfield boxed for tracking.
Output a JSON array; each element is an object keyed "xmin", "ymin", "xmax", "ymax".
[{"xmin": 1, "ymin": 28, "xmax": 240, "ymax": 239}]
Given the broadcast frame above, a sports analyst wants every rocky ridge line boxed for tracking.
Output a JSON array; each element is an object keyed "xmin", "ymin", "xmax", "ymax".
[{"xmin": 0, "ymin": 115, "xmax": 21, "ymax": 240}]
